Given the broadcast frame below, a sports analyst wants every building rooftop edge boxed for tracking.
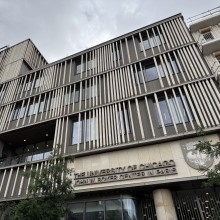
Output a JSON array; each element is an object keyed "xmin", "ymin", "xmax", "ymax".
[{"xmin": 0, "ymin": 13, "xmax": 183, "ymax": 86}]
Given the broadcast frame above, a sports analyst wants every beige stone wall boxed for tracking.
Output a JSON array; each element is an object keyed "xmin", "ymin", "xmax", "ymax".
[{"xmin": 69, "ymin": 134, "xmax": 219, "ymax": 191}]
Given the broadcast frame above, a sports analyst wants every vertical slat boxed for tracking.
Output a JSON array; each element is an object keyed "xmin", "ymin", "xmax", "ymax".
[
  {"xmin": 187, "ymin": 84, "xmax": 206, "ymax": 127},
  {"xmin": 178, "ymin": 87, "xmax": 195, "ymax": 130},
  {"xmin": 120, "ymin": 40, "xmax": 125, "ymax": 65},
  {"xmin": 154, "ymin": 93, "xmax": 167, "ymax": 136},
  {"xmin": 135, "ymin": 98, "xmax": 145, "ymax": 139},
  {"xmin": 132, "ymin": 35, "xmax": 138, "ymax": 60},
  {"xmin": 125, "ymin": 38, "xmax": 131, "ymax": 63},
  {"xmin": 145, "ymin": 96, "xmax": 156, "ymax": 138},
  {"xmin": 172, "ymin": 89, "xmax": 188, "ymax": 131},
  {"xmin": 164, "ymin": 91, "xmax": 178, "ymax": 134}
]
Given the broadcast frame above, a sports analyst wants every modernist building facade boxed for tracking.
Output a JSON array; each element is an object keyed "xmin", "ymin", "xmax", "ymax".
[{"xmin": 0, "ymin": 13, "xmax": 220, "ymax": 220}]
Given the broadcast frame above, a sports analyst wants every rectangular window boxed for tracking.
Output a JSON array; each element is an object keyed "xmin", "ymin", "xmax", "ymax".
[
  {"xmin": 202, "ymin": 31, "xmax": 214, "ymax": 42},
  {"xmin": 139, "ymin": 32, "xmax": 164, "ymax": 51},
  {"xmin": 38, "ymin": 99, "xmax": 44, "ymax": 113},
  {"xmin": 27, "ymin": 102, "xmax": 34, "ymax": 116},
  {"xmin": 19, "ymin": 104, "xmax": 26, "ymax": 118},
  {"xmin": 34, "ymin": 75, "xmax": 42, "ymax": 88},
  {"xmin": 50, "ymin": 96, "xmax": 55, "ymax": 110},
  {"xmin": 82, "ymin": 85, "xmax": 97, "ymax": 101},
  {"xmin": 154, "ymin": 95, "xmax": 192, "ymax": 126},
  {"xmin": 44, "ymin": 95, "xmax": 50, "ymax": 112},
  {"xmin": 155, "ymin": 99, "xmax": 172, "ymax": 126},
  {"xmin": 167, "ymin": 59, "xmax": 180, "ymax": 74},
  {"xmin": 87, "ymin": 58, "xmax": 96, "ymax": 70},
  {"xmin": 140, "ymin": 36, "xmax": 150, "ymax": 51},
  {"xmin": 12, "ymin": 106, "xmax": 21, "ymax": 121},
  {"xmin": 72, "ymin": 120, "xmax": 79, "ymax": 145},
  {"xmin": 85, "ymin": 201, "xmax": 104, "ymax": 220},
  {"xmin": 68, "ymin": 203, "xmax": 84, "ymax": 220},
  {"xmin": 72, "ymin": 116, "xmax": 96, "ymax": 145},
  {"xmin": 118, "ymin": 107, "xmax": 131, "ymax": 134},
  {"xmin": 24, "ymin": 76, "xmax": 33, "ymax": 92},
  {"xmin": 106, "ymin": 200, "xmax": 122, "ymax": 220},
  {"xmin": 76, "ymin": 61, "xmax": 84, "ymax": 75},
  {"xmin": 112, "ymin": 48, "xmax": 121, "ymax": 61},
  {"xmin": 34, "ymin": 102, "xmax": 38, "ymax": 115},
  {"xmin": 64, "ymin": 92, "xmax": 69, "ymax": 106},
  {"xmin": 74, "ymin": 88, "xmax": 80, "ymax": 103},
  {"xmin": 136, "ymin": 57, "xmax": 179, "ymax": 84},
  {"xmin": 144, "ymin": 63, "xmax": 158, "ymax": 81}
]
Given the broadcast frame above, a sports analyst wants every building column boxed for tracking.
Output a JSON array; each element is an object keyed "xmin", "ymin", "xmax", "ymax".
[{"xmin": 153, "ymin": 189, "xmax": 177, "ymax": 220}]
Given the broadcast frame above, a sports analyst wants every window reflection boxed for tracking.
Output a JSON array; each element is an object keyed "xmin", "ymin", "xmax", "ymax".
[
  {"xmin": 105, "ymin": 200, "xmax": 122, "ymax": 220},
  {"xmin": 85, "ymin": 201, "xmax": 104, "ymax": 220},
  {"xmin": 67, "ymin": 199, "xmax": 142, "ymax": 220},
  {"xmin": 68, "ymin": 203, "xmax": 84, "ymax": 220},
  {"xmin": 122, "ymin": 199, "xmax": 142, "ymax": 220},
  {"xmin": 154, "ymin": 94, "xmax": 193, "ymax": 126}
]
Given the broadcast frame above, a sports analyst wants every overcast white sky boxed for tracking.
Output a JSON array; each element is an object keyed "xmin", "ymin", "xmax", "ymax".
[{"xmin": 0, "ymin": 0, "xmax": 219, "ymax": 63}]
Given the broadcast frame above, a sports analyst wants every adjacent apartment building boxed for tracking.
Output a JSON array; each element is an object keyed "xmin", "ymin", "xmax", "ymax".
[{"xmin": 0, "ymin": 13, "xmax": 220, "ymax": 220}]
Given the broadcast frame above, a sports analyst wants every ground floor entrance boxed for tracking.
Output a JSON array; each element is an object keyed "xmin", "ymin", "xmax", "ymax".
[{"xmin": 67, "ymin": 187, "xmax": 220, "ymax": 220}]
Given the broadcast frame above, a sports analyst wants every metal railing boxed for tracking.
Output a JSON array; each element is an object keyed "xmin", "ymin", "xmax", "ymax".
[
  {"xmin": 187, "ymin": 6, "xmax": 220, "ymax": 24},
  {"xmin": 0, "ymin": 151, "xmax": 52, "ymax": 168}
]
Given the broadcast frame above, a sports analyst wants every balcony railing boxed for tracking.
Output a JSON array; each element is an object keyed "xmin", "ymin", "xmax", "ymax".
[
  {"xmin": 187, "ymin": 6, "xmax": 220, "ymax": 24},
  {"xmin": 0, "ymin": 151, "xmax": 52, "ymax": 168}
]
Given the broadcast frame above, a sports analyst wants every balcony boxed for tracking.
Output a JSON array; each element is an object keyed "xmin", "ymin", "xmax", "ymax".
[{"xmin": 0, "ymin": 150, "xmax": 52, "ymax": 168}]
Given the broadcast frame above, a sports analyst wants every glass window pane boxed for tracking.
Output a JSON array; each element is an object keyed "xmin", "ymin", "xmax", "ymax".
[
  {"xmin": 12, "ymin": 107, "xmax": 20, "ymax": 120},
  {"xmin": 85, "ymin": 201, "xmax": 104, "ymax": 220},
  {"xmin": 106, "ymin": 200, "xmax": 122, "ymax": 220},
  {"xmin": 64, "ymin": 92, "xmax": 69, "ymax": 105},
  {"xmin": 34, "ymin": 77, "xmax": 40, "ymax": 88},
  {"xmin": 177, "ymin": 95, "xmax": 191, "ymax": 122},
  {"xmin": 68, "ymin": 203, "xmax": 84, "ymax": 220},
  {"xmin": 74, "ymin": 89, "xmax": 80, "ymax": 103},
  {"xmin": 157, "ymin": 63, "xmax": 165, "ymax": 77},
  {"xmin": 124, "ymin": 108, "xmax": 131, "ymax": 133},
  {"xmin": 32, "ymin": 153, "xmax": 44, "ymax": 161},
  {"xmin": 38, "ymin": 99, "xmax": 44, "ymax": 113},
  {"xmin": 33, "ymin": 102, "xmax": 38, "ymax": 115},
  {"xmin": 82, "ymin": 88, "xmax": 85, "ymax": 101},
  {"xmin": 20, "ymin": 104, "xmax": 26, "ymax": 118},
  {"xmin": 171, "ymin": 59, "xmax": 179, "ymax": 73},
  {"xmin": 155, "ymin": 100, "xmax": 172, "ymax": 126},
  {"xmin": 137, "ymin": 70, "xmax": 144, "ymax": 84},
  {"xmin": 28, "ymin": 102, "xmax": 34, "ymax": 116},
  {"xmin": 26, "ymin": 155, "xmax": 32, "ymax": 162},
  {"xmin": 155, "ymin": 35, "xmax": 161, "ymax": 45},
  {"xmin": 169, "ymin": 97, "xmax": 181, "ymax": 124},
  {"xmin": 122, "ymin": 199, "xmax": 142, "ymax": 220},
  {"xmin": 86, "ymin": 86, "xmax": 91, "ymax": 99},
  {"xmin": 118, "ymin": 110, "xmax": 124, "ymax": 134},
  {"xmin": 149, "ymin": 36, "xmax": 156, "ymax": 47},
  {"xmin": 145, "ymin": 64, "xmax": 158, "ymax": 81},
  {"xmin": 44, "ymin": 151, "xmax": 52, "ymax": 159},
  {"xmin": 50, "ymin": 97, "xmax": 55, "ymax": 110},
  {"xmin": 90, "ymin": 117, "xmax": 96, "ymax": 141},
  {"xmin": 76, "ymin": 62, "xmax": 83, "ymax": 75},
  {"xmin": 86, "ymin": 118, "xmax": 90, "ymax": 142},
  {"xmin": 143, "ymin": 38, "xmax": 150, "ymax": 50},
  {"xmin": 43, "ymin": 96, "xmax": 49, "ymax": 111},
  {"xmin": 72, "ymin": 121, "xmax": 79, "ymax": 145},
  {"xmin": 91, "ymin": 84, "xmax": 96, "ymax": 98}
]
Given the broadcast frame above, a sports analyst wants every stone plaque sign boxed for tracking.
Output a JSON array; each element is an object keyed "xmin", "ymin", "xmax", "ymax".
[
  {"xmin": 181, "ymin": 140, "xmax": 214, "ymax": 170},
  {"xmin": 74, "ymin": 160, "xmax": 177, "ymax": 186}
]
